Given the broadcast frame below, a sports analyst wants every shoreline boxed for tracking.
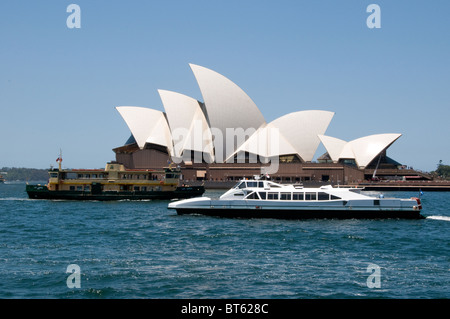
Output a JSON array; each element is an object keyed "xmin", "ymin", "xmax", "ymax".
[{"xmin": 184, "ymin": 180, "xmax": 450, "ymax": 191}]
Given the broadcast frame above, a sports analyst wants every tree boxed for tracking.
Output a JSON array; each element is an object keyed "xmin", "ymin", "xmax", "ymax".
[
  {"xmin": 434, "ymin": 161, "xmax": 450, "ymax": 180},
  {"xmin": 0, "ymin": 167, "xmax": 49, "ymax": 181}
]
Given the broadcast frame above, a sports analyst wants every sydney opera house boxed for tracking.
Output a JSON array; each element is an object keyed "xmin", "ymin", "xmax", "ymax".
[{"xmin": 113, "ymin": 64, "xmax": 428, "ymax": 185}]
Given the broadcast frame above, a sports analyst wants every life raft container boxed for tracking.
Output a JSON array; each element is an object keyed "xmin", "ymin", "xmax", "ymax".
[{"xmin": 411, "ymin": 197, "xmax": 422, "ymax": 210}]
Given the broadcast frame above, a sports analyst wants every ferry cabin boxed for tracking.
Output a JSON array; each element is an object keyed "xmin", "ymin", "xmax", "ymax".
[
  {"xmin": 47, "ymin": 163, "xmax": 180, "ymax": 193},
  {"xmin": 226, "ymin": 180, "xmax": 345, "ymax": 202},
  {"xmin": 222, "ymin": 180, "xmax": 422, "ymax": 212}
]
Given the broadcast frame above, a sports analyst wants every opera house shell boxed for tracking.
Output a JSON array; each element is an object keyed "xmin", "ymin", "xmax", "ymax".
[{"xmin": 113, "ymin": 64, "xmax": 422, "ymax": 184}]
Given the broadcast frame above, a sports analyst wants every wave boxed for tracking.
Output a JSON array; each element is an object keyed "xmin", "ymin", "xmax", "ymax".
[
  {"xmin": 426, "ymin": 215, "xmax": 450, "ymax": 222},
  {"xmin": 0, "ymin": 197, "xmax": 32, "ymax": 201}
]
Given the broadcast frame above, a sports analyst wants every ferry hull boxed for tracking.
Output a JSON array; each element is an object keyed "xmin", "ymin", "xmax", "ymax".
[
  {"xmin": 169, "ymin": 197, "xmax": 424, "ymax": 220},
  {"xmin": 26, "ymin": 185, "xmax": 205, "ymax": 201},
  {"xmin": 173, "ymin": 207, "xmax": 424, "ymax": 220}
]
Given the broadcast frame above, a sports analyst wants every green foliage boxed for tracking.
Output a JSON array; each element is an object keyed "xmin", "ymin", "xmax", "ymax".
[
  {"xmin": 1, "ymin": 167, "xmax": 49, "ymax": 181},
  {"xmin": 434, "ymin": 160, "xmax": 450, "ymax": 180}
]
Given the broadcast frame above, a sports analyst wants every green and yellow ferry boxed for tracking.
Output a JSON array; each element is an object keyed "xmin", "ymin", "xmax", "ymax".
[{"xmin": 26, "ymin": 162, "xmax": 204, "ymax": 201}]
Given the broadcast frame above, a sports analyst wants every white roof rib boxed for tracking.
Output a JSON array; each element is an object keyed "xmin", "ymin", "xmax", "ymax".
[
  {"xmin": 270, "ymin": 110, "xmax": 335, "ymax": 162},
  {"xmin": 158, "ymin": 90, "xmax": 214, "ymax": 162},
  {"xmin": 319, "ymin": 133, "xmax": 402, "ymax": 168},
  {"xmin": 115, "ymin": 106, "xmax": 174, "ymax": 155},
  {"xmin": 189, "ymin": 63, "xmax": 266, "ymax": 161}
]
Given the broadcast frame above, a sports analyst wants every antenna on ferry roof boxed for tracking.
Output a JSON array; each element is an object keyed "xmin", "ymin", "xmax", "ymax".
[{"xmin": 56, "ymin": 149, "xmax": 63, "ymax": 171}]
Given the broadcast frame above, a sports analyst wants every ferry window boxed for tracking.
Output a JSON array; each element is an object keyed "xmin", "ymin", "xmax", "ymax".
[
  {"xmin": 84, "ymin": 185, "xmax": 90, "ymax": 192},
  {"xmin": 85, "ymin": 174, "xmax": 90, "ymax": 179},
  {"xmin": 134, "ymin": 186, "xmax": 140, "ymax": 191},
  {"xmin": 247, "ymin": 182, "xmax": 257, "ymax": 188},
  {"xmin": 66, "ymin": 173, "xmax": 77, "ymax": 179},
  {"xmin": 78, "ymin": 174, "xmax": 83, "ymax": 179},
  {"xmin": 268, "ymin": 192, "xmax": 279, "ymax": 200},
  {"xmin": 331, "ymin": 195, "xmax": 341, "ymax": 200},
  {"xmin": 258, "ymin": 192, "xmax": 267, "ymax": 199},
  {"xmin": 234, "ymin": 193, "xmax": 244, "ymax": 196},
  {"xmin": 280, "ymin": 192, "xmax": 291, "ymax": 200},
  {"xmin": 305, "ymin": 192, "xmax": 316, "ymax": 200},
  {"xmin": 293, "ymin": 193, "xmax": 304, "ymax": 200},
  {"xmin": 239, "ymin": 182, "xmax": 246, "ymax": 189},
  {"xmin": 246, "ymin": 192, "xmax": 258, "ymax": 200},
  {"xmin": 76, "ymin": 186, "xmax": 82, "ymax": 191},
  {"xmin": 318, "ymin": 192, "xmax": 330, "ymax": 201},
  {"xmin": 166, "ymin": 174, "xmax": 174, "ymax": 179},
  {"xmin": 50, "ymin": 173, "xmax": 58, "ymax": 178},
  {"xmin": 142, "ymin": 186, "xmax": 147, "ymax": 192},
  {"xmin": 70, "ymin": 186, "xmax": 75, "ymax": 191},
  {"xmin": 258, "ymin": 182, "xmax": 264, "ymax": 188}
]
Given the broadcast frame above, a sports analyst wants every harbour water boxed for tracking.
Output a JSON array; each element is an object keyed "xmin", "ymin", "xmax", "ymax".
[{"xmin": 0, "ymin": 182, "xmax": 449, "ymax": 299}]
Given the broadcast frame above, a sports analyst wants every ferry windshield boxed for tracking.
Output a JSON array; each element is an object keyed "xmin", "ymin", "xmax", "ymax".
[
  {"xmin": 234, "ymin": 181, "xmax": 265, "ymax": 189},
  {"xmin": 234, "ymin": 182, "xmax": 244, "ymax": 189}
]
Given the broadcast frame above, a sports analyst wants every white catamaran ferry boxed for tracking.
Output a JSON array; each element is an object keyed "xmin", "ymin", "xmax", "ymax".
[{"xmin": 168, "ymin": 178, "xmax": 424, "ymax": 219}]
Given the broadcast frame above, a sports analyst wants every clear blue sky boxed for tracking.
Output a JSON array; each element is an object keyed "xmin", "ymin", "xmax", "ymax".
[{"xmin": 1, "ymin": 0, "xmax": 449, "ymax": 172}]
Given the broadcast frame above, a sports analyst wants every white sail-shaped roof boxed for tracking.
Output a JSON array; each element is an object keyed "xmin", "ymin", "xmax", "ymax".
[
  {"xmin": 158, "ymin": 90, "xmax": 214, "ymax": 162},
  {"xmin": 349, "ymin": 133, "xmax": 402, "ymax": 168},
  {"xmin": 189, "ymin": 63, "xmax": 266, "ymax": 161},
  {"xmin": 116, "ymin": 106, "xmax": 174, "ymax": 155},
  {"xmin": 227, "ymin": 110, "xmax": 334, "ymax": 162},
  {"xmin": 319, "ymin": 133, "xmax": 402, "ymax": 168},
  {"xmin": 270, "ymin": 110, "xmax": 335, "ymax": 162},
  {"xmin": 115, "ymin": 64, "xmax": 404, "ymax": 170},
  {"xmin": 318, "ymin": 135, "xmax": 348, "ymax": 162},
  {"xmin": 227, "ymin": 123, "xmax": 298, "ymax": 161}
]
